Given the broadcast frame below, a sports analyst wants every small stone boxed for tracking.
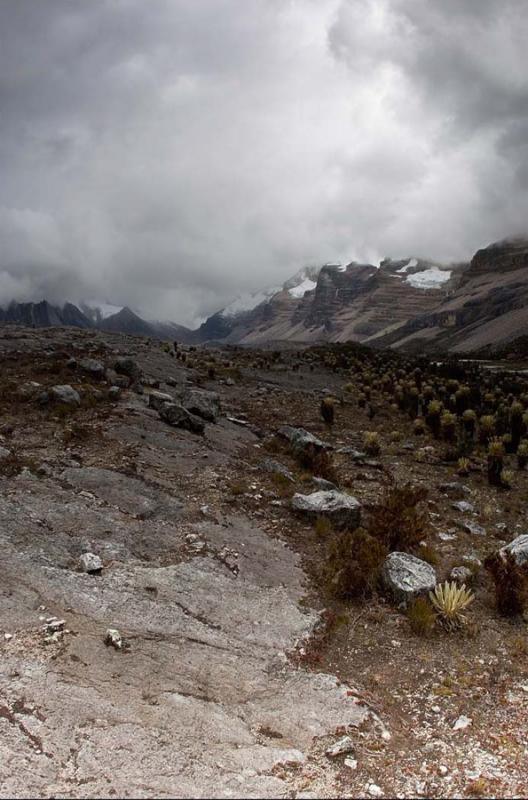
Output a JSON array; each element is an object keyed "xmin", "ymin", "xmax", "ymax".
[
  {"xmin": 452, "ymin": 500, "xmax": 475, "ymax": 514},
  {"xmin": 367, "ymin": 784, "xmax": 383, "ymax": 798},
  {"xmin": 45, "ymin": 618, "xmax": 66, "ymax": 632},
  {"xmin": 325, "ymin": 735, "xmax": 355, "ymax": 758},
  {"xmin": 438, "ymin": 765, "xmax": 449, "ymax": 777},
  {"xmin": 450, "ymin": 566, "xmax": 473, "ymax": 584},
  {"xmin": 344, "ymin": 756, "xmax": 358, "ymax": 770},
  {"xmin": 460, "ymin": 521, "xmax": 486, "ymax": 536},
  {"xmin": 79, "ymin": 552, "xmax": 103, "ymax": 574},
  {"xmin": 4, "ymin": 633, "xmax": 13, "ymax": 641},
  {"xmin": 105, "ymin": 629, "xmax": 123, "ymax": 650},
  {"xmin": 453, "ymin": 715, "xmax": 471, "ymax": 731}
]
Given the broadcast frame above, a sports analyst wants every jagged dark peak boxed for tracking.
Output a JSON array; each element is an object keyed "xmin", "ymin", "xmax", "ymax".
[{"xmin": 99, "ymin": 305, "xmax": 155, "ymax": 336}]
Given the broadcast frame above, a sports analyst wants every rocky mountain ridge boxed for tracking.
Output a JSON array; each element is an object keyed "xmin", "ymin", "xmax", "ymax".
[{"xmin": 1, "ymin": 237, "xmax": 527, "ymax": 353}]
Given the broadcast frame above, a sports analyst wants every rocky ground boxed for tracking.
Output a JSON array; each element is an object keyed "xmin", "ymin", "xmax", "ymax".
[{"xmin": 0, "ymin": 326, "xmax": 527, "ymax": 798}]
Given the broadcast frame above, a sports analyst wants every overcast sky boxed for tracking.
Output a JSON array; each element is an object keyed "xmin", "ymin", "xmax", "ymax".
[{"xmin": 1, "ymin": 0, "xmax": 528, "ymax": 325}]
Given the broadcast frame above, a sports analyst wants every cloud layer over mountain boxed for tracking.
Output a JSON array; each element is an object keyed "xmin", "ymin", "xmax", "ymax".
[{"xmin": 1, "ymin": 0, "xmax": 527, "ymax": 325}]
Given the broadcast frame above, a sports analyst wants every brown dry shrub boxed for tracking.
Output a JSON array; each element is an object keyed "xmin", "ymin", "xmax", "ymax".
[
  {"xmin": 295, "ymin": 443, "xmax": 338, "ymax": 483},
  {"xmin": 322, "ymin": 527, "xmax": 387, "ymax": 601},
  {"xmin": 485, "ymin": 551, "xmax": 528, "ymax": 616},
  {"xmin": 367, "ymin": 483, "xmax": 428, "ymax": 552}
]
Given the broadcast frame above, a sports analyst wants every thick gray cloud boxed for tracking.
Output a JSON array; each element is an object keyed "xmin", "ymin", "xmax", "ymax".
[{"xmin": 1, "ymin": 0, "xmax": 527, "ymax": 325}]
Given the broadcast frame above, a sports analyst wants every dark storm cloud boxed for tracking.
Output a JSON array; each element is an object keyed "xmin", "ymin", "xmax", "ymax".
[{"xmin": 0, "ymin": 0, "xmax": 527, "ymax": 325}]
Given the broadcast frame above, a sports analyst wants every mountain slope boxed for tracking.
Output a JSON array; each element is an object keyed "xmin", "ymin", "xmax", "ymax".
[
  {"xmin": 374, "ymin": 238, "xmax": 528, "ymax": 353},
  {"xmin": 193, "ymin": 258, "xmax": 458, "ymax": 346}
]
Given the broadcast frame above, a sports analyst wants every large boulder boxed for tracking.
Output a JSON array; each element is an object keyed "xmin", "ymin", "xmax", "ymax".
[
  {"xmin": 497, "ymin": 534, "xmax": 528, "ymax": 567},
  {"xmin": 291, "ymin": 490, "xmax": 360, "ymax": 530},
  {"xmin": 50, "ymin": 385, "xmax": 81, "ymax": 406},
  {"xmin": 181, "ymin": 389, "xmax": 220, "ymax": 422},
  {"xmin": 382, "ymin": 552, "xmax": 436, "ymax": 604},
  {"xmin": 158, "ymin": 402, "xmax": 205, "ymax": 434}
]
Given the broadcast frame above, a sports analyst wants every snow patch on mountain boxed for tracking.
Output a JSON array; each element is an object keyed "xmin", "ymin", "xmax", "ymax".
[
  {"xmin": 288, "ymin": 277, "xmax": 317, "ymax": 298},
  {"xmin": 406, "ymin": 267, "xmax": 452, "ymax": 289},
  {"xmin": 397, "ymin": 258, "xmax": 418, "ymax": 273}
]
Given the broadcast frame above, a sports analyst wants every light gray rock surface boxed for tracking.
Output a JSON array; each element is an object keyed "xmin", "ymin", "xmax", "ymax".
[
  {"xmin": 291, "ymin": 490, "xmax": 361, "ymax": 530},
  {"xmin": 0, "ymin": 369, "xmax": 372, "ymax": 798},
  {"xmin": 382, "ymin": 552, "xmax": 437, "ymax": 603}
]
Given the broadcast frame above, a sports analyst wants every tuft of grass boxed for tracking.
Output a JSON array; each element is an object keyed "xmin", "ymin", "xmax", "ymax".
[
  {"xmin": 314, "ymin": 516, "xmax": 333, "ymax": 538},
  {"xmin": 270, "ymin": 472, "xmax": 294, "ymax": 498},
  {"xmin": 417, "ymin": 543, "xmax": 439, "ymax": 566},
  {"xmin": 363, "ymin": 431, "xmax": 381, "ymax": 456},
  {"xmin": 407, "ymin": 597, "xmax": 436, "ymax": 637},
  {"xmin": 229, "ymin": 480, "xmax": 247, "ymax": 496}
]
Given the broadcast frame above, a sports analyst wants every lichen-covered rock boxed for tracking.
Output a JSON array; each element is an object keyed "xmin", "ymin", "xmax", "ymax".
[
  {"xmin": 291, "ymin": 490, "xmax": 360, "ymax": 530},
  {"xmin": 277, "ymin": 425, "xmax": 330, "ymax": 452},
  {"xmin": 382, "ymin": 552, "xmax": 436, "ymax": 603},
  {"xmin": 158, "ymin": 402, "xmax": 205, "ymax": 434},
  {"xmin": 181, "ymin": 388, "xmax": 220, "ymax": 422},
  {"xmin": 50, "ymin": 385, "xmax": 81, "ymax": 406}
]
